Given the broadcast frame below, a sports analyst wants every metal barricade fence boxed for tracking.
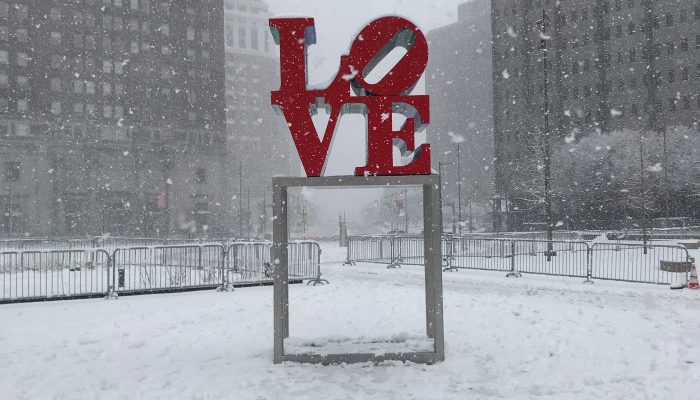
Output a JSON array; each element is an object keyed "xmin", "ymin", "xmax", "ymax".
[
  {"xmin": 110, "ymin": 245, "xmax": 225, "ymax": 295},
  {"xmin": 345, "ymin": 234, "xmax": 693, "ymax": 286},
  {"xmin": 590, "ymin": 243, "xmax": 691, "ymax": 285},
  {"xmin": 448, "ymin": 237, "xmax": 513, "ymax": 272},
  {"xmin": 224, "ymin": 241, "xmax": 324, "ymax": 286},
  {"xmin": 1, "ymin": 241, "xmax": 325, "ymax": 303},
  {"xmin": 225, "ymin": 242, "xmax": 272, "ymax": 284},
  {"xmin": 1, "ymin": 249, "xmax": 110, "ymax": 302},
  {"xmin": 346, "ymin": 236, "xmax": 394, "ymax": 264},
  {"xmin": 510, "ymin": 239, "xmax": 590, "ymax": 278}
]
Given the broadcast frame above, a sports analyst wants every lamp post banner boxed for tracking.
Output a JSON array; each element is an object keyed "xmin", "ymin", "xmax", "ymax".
[{"xmin": 269, "ymin": 17, "xmax": 431, "ymax": 177}]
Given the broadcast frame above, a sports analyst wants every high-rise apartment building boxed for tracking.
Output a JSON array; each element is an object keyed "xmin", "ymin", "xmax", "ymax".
[
  {"xmin": 427, "ymin": 0, "xmax": 495, "ymax": 231},
  {"xmin": 491, "ymin": 0, "xmax": 700, "ymax": 230},
  {"xmin": 223, "ymin": 0, "xmax": 293, "ymax": 239},
  {"xmin": 0, "ymin": 0, "xmax": 231, "ymax": 237}
]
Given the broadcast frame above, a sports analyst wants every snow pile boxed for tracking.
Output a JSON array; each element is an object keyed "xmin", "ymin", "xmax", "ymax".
[{"xmin": 285, "ymin": 334, "xmax": 434, "ymax": 356}]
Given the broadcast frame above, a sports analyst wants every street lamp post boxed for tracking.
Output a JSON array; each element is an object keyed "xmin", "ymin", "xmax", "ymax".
[
  {"xmin": 457, "ymin": 143, "xmax": 463, "ymax": 235},
  {"xmin": 438, "ymin": 161, "xmax": 455, "ymax": 234}
]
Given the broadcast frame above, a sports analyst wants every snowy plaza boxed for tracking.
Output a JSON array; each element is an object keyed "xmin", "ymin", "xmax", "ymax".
[{"xmin": 1, "ymin": 243, "xmax": 699, "ymax": 400}]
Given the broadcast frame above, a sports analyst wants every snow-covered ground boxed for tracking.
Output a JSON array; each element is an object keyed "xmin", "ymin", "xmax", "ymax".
[{"xmin": 1, "ymin": 243, "xmax": 698, "ymax": 400}]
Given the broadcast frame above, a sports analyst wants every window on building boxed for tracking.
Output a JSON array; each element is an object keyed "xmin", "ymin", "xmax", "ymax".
[
  {"xmin": 115, "ymin": 106, "xmax": 123, "ymax": 119},
  {"xmin": 51, "ymin": 78, "xmax": 61, "ymax": 92},
  {"xmin": 159, "ymin": 24, "xmax": 169, "ymax": 36},
  {"xmin": 251, "ymin": 28, "xmax": 259, "ymax": 50},
  {"xmin": 615, "ymin": 25, "xmax": 622, "ymax": 38},
  {"xmin": 3, "ymin": 161, "xmax": 20, "ymax": 182},
  {"xmin": 202, "ymin": 30, "xmax": 210, "ymax": 43},
  {"xmin": 17, "ymin": 99, "xmax": 28, "ymax": 113},
  {"xmin": 667, "ymin": 41, "xmax": 675, "ymax": 55},
  {"xmin": 51, "ymin": 101, "xmax": 61, "ymax": 115},
  {"xmin": 668, "ymin": 98, "xmax": 676, "ymax": 111},
  {"xmin": 680, "ymin": 37, "xmax": 688, "ymax": 51},
  {"xmin": 114, "ymin": 83, "xmax": 124, "ymax": 95},
  {"xmin": 668, "ymin": 69, "xmax": 675, "ymax": 83},
  {"xmin": 103, "ymin": 82, "xmax": 112, "ymax": 95},
  {"xmin": 74, "ymin": 103, "xmax": 84, "ymax": 114},
  {"xmin": 85, "ymin": 81, "xmax": 95, "ymax": 94},
  {"xmin": 16, "ymin": 52, "xmax": 28, "ymax": 67},
  {"xmin": 0, "ymin": 50, "xmax": 8, "ymax": 64},
  {"xmin": 238, "ymin": 27, "xmax": 246, "ymax": 49},
  {"xmin": 130, "ymin": 0, "xmax": 139, "ymax": 10},
  {"xmin": 195, "ymin": 168, "xmax": 206, "ymax": 184},
  {"xmin": 0, "ymin": 26, "xmax": 7, "ymax": 41},
  {"xmin": 680, "ymin": 9, "xmax": 688, "ymax": 22},
  {"xmin": 187, "ymin": 27, "xmax": 195, "ymax": 41},
  {"xmin": 681, "ymin": 67, "xmax": 689, "ymax": 81},
  {"xmin": 683, "ymin": 95, "xmax": 691, "ymax": 110},
  {"xmin": 666, "ymin": 13, "xmax": 673, "ymax": 26},
  {"xmin": 628, "ymin": 22, "xmax": 635, "ymax": 34},
  {"xmin": 0, "ymin": 73, "xmax": 8, "ymax": 88},
  {"xmin": 0, "ymin": 3, "xmax": 8, "ymax": 18},
  {"xmin": 17, "ymin": 28, "xmax": 28, "ymax": 43},
  {"xmin": 16, "ymin": 5, "xmax": 28, "ymax": 21},
  {"xmin": 16, "ymin": 76, "xmax": 28, "ymax": 88},
  {"xmin": 73, "ymin": 34, "xmax": 83, "ymax": 48},
  {"xmin": 103, "ymin": 105, "xmax": 113, "ymax": 118}
]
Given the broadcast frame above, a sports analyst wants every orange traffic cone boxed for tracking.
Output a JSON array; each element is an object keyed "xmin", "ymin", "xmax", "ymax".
[{"xmin": 688, "ymin": 258, "xmax": 699, "ymax": 290}]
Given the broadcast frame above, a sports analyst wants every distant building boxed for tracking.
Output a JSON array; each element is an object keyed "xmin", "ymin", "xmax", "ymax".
[
  {"xmin": 491, "ymin": 0, "xmax": 700, "ymax": 230},
  {"xmin": 0, "ymin": 0, "xmax": 231, "ymax": 238},
  {"xmin": 427, "ymin": 0, "xmax": 495, "ymax": 232},
  {"xmin": 224, "ymin": 0, "xmax": 293, "ymax": 239}
]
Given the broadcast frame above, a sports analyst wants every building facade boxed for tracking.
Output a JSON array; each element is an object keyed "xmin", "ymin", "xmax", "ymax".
[
  {"xmin": 427, "ymin": 0, "xmax": 495, "ymax": 232},
  {"xmin": 0, "ymin": 0, "xmax": 232, "ymax": 238},
  {"xmin": 491, "ymin": 0, "xmax": 700, "ymax": 230},
  {"xmin": 223, "ymin": 0, "xmax": 293, "ymax": 239}
]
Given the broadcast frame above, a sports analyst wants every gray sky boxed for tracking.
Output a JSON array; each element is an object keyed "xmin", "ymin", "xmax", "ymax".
[{"xmin": 264, "ymin": 0, "xmax": 467, "ymax": 229}]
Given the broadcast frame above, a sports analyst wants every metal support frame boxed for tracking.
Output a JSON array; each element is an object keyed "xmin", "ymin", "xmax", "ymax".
[{"xmin": 273, "ymin": 175, "xmax": 444, "ymax": 365}]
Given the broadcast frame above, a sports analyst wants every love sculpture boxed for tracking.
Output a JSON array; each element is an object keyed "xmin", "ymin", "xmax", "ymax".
[
  {"xmin": 269, "ymin": 17, "xmax": 431, "ymax": 177},
  {"xmin": 270, "ymin": 17, "xmax": 444, "ymax": 365}
]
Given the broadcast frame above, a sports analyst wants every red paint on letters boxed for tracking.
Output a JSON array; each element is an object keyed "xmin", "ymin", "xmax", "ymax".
[{"xmin": 270, "ymin": 17, "xmax": 431, "ymax": 177}]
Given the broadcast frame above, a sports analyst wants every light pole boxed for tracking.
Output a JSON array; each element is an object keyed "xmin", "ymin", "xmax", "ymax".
[
  {"xmin": 438, "ymin": 161, "xmax": 455, "ymax": 234},
  {"xmin": 4, "ymin": 163, "xmax": 19, "ymax": 238},
  {"xmin": 456, "ymin": 143, "xmax": 463, "ymax": 235}
]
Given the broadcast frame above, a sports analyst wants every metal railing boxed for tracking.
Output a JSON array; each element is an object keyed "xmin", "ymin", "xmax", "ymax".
[
  {"xmin": 1, "ymin": 241, "xmax": 324, "ymax": 304},
  {"xmin": 346, "ymin": 235, "xmax": 692, "ymax": 285}
]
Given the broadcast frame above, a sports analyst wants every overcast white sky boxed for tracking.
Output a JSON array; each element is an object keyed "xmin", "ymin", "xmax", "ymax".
[
  {"xmin": 266, "ymin": 0, "xmax": 466, "ymax": 85},
  {"xmin": 263, "ymin": 0, "xmax": 468, "ymax": 230}
]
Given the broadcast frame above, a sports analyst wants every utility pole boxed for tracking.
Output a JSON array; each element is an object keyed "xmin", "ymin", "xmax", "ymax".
[
  {"xmin": 438, "ymin": 161, "xmax": 455, "ymax": 234},
  {"xmin": 403, "ymin": 189, "xmax": 408, "ymax": 233},
  {"xmin": 457, "ymin": 143, "xmax": 463, "ymax": 235},
  {"xmin": 638, "ymin": 131, "xmax": 649, "ymax": 254},
  {"xmin": 539, "ymin": 9, "xmax": 554, "ymax": 259},
  {"xmin": 7, "ymin": 176, "xmax": 12, "ymax": 238},
  {"xmin": 246, "ymin": 186, "xmax": 251, "ymax": 240},
  {"xmin": 662, "ymin": 129, "xmax": 671, "ymax": 225},
  {"xmin": 261, "ymin": 192, "xmax": 267, "ymax": 239},
  {"xmin": 238, "ymin": 161, "xmax": 243, "ymax": 239},
  {"xmin": 301, "ymin": 205, "xmax": 307, "ymax": 240}
]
